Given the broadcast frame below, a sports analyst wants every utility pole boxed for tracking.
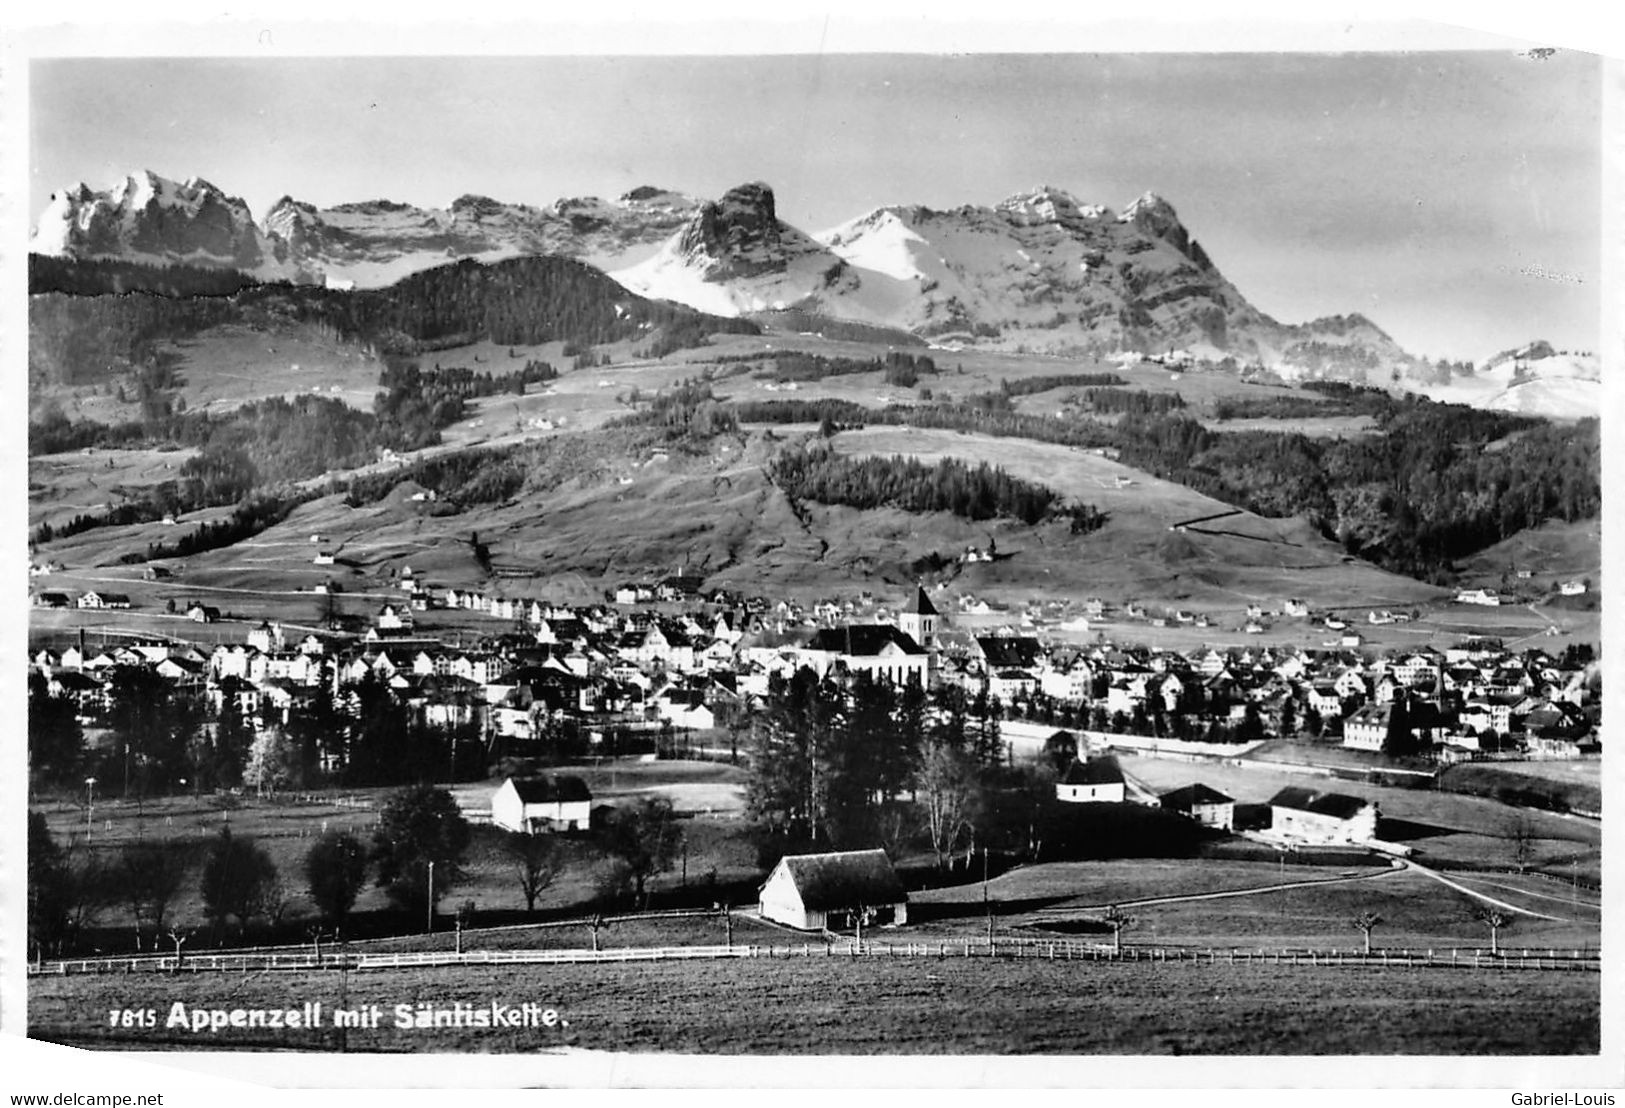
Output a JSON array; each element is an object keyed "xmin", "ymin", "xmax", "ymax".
[
  {"xmin": 426, "ymin": 861, "xmax": 435, "ymax": 934},
  {"xmin": 983, "ymin": 847, "xmax": 992, "ymax": 944}
]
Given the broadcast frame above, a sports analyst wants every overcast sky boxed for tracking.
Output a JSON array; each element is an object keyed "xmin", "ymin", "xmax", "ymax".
[{"xmin": 30, "ymin": 49, "xmax": 1601, "ymax": 362}]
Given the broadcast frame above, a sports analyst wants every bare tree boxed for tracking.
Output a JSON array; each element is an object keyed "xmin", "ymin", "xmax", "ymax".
[
  {"xmin": 504, "ymin": 831, "xmax": 558, "ymax": 914},
  {"xmin": 1103, "ymin": 904, "xmax": 1135, "ymax": 956},
  {"xmin": 165, "ymin": 926, "xmax": 192, "ymax": 973},
  {"xmin": 1474, "ymin": 906, "xmax": 1512, "ymax": 955},
  {"xmin": 917, "ymin": 740, "xmax": 980, "ymax": 869},
  {"xmin": 115, "ymin": 842, "xmax": 195, "ymax": 950},
  {"xmin": 1352, "ymin": 911, "xmax": 1382, "ymax": 955},
  {"xmin": 1510, "ymin": 816, "xmax": 1536, "ymax": 875}
]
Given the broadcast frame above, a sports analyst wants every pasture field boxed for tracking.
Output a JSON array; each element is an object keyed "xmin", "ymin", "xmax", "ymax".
[
  {"xmin": 1116, "ymin": 756, "xmax": 1601, "ymax": 874},
  {"xmin": 165, "ymin": 324, "xmax": 384, "ymax": 414},
  {"xmin": 30, "ymin": 768, "xmax": 756, "ymax": 942},
  {"xmin": 1197, "ymin": 414, "xmax": 1379, "ymax": 437},
  {"xmin": 28, "ymin": 955, "xmax": 1599, "ymax": 1054},
  {"xmin": 910, "ymin": 857, "xmax": 1387, "ymax": 913},
  {"xmin": 910, "ymin": 860, "xmax": 1601, "ymax": 951},
  {"xmin": 1438, "ymin": 762, "xmax": 1602, "ymax": 818},
  {"xmin": 28, "ymin": 447, "xmax": 201, "ymax": 532}
]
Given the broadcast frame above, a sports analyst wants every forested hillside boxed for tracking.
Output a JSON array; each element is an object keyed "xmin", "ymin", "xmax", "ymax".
[{"xmin": 734, "ymin": 393, "xmax": 1598, "ymax": 581}]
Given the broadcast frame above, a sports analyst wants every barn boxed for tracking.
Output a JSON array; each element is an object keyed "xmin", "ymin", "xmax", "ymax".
[
  {"xmin": 758, "ymin": 849, "xmax": 908, "ymax": 931},
  {"xmin": 1268, "ymin": 787, "xmax": 1379, "ymax": 843},
  {"xmin": 491, "ymin": 776, "xmax": 593, "ymax": 833}
]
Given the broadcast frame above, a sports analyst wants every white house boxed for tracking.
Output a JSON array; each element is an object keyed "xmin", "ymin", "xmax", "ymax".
[
  {"xmin": 1159, "ymin": 783, "xmax": 1236, "ymax": 830},
  {"xmin": 758, "ymin": 849, "xmax": 908, "ymax": 931},
  {"xmin": 491, "ymin": 776, "xmax": 593, "ymax": 833}
]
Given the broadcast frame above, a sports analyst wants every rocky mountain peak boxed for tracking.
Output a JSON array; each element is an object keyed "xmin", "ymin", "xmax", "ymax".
[
  {"xmin": 1118, "ymin": 190, "xmax": 1211, "ymax": 270},
  {"xmin": 997, "ymin": 185, "xmax": 1107, "ymax": 227},
  {"xmin": 449, "ymin": 194, "xmax": 515, "ymax": 219},
  {"xmin": 676, "ymin": 181, "xmax": 787, "ymax": 280}
]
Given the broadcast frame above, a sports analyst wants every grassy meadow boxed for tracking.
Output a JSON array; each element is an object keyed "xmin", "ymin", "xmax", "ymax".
[{"xmin": 28, "ymin": 955, "xmax": 1599, "ymax": 1055}]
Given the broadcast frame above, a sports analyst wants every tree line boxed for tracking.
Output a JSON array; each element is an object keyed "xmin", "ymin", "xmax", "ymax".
[
  {"xmin": 767, "ymin": 443, "xmax": 1105, "ymax": 533},
  {"xmin": 734, "ymin": 390, "xmax": 1598, "ymax": 580}
]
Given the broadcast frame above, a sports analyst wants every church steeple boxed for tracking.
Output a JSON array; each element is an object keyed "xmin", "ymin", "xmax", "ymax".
[{"xmin": 899, "ymin": 586, "xmax": 939, "ymax": 649}]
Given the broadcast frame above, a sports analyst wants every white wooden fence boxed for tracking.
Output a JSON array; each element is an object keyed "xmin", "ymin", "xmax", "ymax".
[{"xmin": 33, "ymin": 939, "xmax": 1599, "ymax": 977}]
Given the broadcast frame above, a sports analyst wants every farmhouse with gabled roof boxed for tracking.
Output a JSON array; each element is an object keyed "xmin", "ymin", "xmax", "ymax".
[
  {"xmin": 1159, "ymin": 783, "xmax": 1235, "ymax": 829},
  {"xmin": 758, "ymin": 848, "xmax": 908, "ymax": 931},
  {"xmin": 1268, "ymin": 787, "xmax": 1378, "ymax": 843},
  {"xmin": 492, "ymin": 775, "xmax": 593, "ymax": 833}
]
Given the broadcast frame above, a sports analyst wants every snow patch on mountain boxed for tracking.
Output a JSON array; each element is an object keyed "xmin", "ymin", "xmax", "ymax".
[
  {"xmin": 1413, "ymin": 344, "xmax": 1600, "ymax": 419},
  {"xmin": 816, "ymin": 209, "xmax": 932, "ymax": 282}
]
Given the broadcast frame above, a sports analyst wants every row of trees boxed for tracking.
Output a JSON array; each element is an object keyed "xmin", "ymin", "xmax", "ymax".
[
  {"xmin": 27, "ymin": 671, "xmax": 496, "ymax": 800},
  {"xmin": 27, "ymin": 781, "xmax": 693, "ymax": 959},
  {"xmin": 746, "ymin": 671, "xmax": 1019, "ymax": 864}
]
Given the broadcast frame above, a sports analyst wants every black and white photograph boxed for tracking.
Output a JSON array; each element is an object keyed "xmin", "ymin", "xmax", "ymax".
[{"xmin": 6, "ymin": 5, "xmax": 1618, "ymax": 1093}]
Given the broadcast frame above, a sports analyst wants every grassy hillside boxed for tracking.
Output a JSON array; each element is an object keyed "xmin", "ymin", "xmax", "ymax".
[{"xmin": 30, "ymin": 956, "xmax": 1599, "ymax": 1054}]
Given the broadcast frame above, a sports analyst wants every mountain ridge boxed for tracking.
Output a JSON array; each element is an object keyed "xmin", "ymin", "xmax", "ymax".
[{"xmin": 32, "ymin": 169, "xmax": 1559, "ymax": 395}]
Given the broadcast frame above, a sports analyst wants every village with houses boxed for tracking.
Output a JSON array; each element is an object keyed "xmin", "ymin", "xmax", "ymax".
[{"xmin": 29, "ymin": 569, "xmax": 1602, "ymax": 906}]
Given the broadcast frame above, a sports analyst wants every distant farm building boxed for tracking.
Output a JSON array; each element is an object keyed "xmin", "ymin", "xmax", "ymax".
[
  {"xmin": 1159, "ymin": 783, "xmax": 1235, "ymax": 830},
  {"xmin": 758, "ymin": 849, "xmax": 908, "ymax": 931},
  {"xmin": 77, "ymin": 591, "xmax": 131, "ymax": 609},
  {"xmin": 491, "ymin": 776, "xmax": 593, "ymax": 833},
  {"xmin": 1056, "ymin": 756, "xmax": 1127, "ymax": 804},
  {"xmin": 1267, "ymin": 787, "xmax": 1379, "ymax": 844}
]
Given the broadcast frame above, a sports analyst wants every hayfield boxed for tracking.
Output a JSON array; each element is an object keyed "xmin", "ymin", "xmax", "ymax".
[{"xmin": 28, "ymin": 955, "xmax": 1600, "ymax": 1054}]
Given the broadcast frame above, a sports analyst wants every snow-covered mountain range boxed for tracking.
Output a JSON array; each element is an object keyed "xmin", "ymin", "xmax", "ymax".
[
  {"xmin": 31, "ymin": 171, "xmax": 699, "ymax": 289},
  {"xmin": 30, "ymin": 171, "xmax": 1595, "ymax": 414},
  {"xmin": 1423, "ymin": 341, "xmax": 1602, "ymax": 420}
]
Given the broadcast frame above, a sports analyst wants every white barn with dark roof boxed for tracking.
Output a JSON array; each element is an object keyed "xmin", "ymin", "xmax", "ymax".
[
  {"xmin": 1268, "ymin": 787, "xmax": 1378, "ymax": 843},
  {"xmin": 758, "ymin": 849, "xmax": 908, "ymax": 931},
  {"xmin": 492, "ymin": 776, "xmax": 593, "ymax": 833}
]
